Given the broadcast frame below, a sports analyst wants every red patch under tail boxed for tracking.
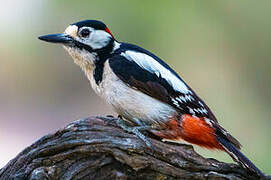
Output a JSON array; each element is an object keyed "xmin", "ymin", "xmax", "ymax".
[
  {"xmin": 152, "ymin": 114, "xmax": 223, "ymax": 150},
  {"xmin": 152, "ymin": 114, "xmax": 263, "ymax": 176}
]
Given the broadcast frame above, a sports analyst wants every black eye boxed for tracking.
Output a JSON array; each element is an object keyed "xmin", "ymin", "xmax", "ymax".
[{"xmin": 80, "ymin": 29, "xmax": 90, "ymax": 38}]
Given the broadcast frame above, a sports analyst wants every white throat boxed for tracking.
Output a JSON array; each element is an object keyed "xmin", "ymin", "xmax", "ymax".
[{"xmin": 62, "ymin": 40, "xmax": 120, "ymax": 86}]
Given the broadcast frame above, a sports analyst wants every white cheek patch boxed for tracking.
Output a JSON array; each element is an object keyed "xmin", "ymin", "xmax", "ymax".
[
  {"xmin": 65, "ymin": 26, "xmax": 111, "ymax": 50},
  {"xmin": 64, "ymin": 25, "xmax": 78, "ymax": 38},
  {"xmin": 121, "ymin": 51, "xmax": 191, "ymax": 94},
  {"xmin": 87, "ymin": 30, "xmax": 111, "ymax": 49}
]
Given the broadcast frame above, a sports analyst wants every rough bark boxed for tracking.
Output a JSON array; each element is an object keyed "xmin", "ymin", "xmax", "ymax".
[{"xmin": 0, "ymin": 116, "xmax": 269, "ymax": 180}]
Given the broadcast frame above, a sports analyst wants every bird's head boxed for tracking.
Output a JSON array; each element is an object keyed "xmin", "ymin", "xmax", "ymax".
[{"xmin": 39, "ymin": 20, "xmax": 117, "ymax": 66}]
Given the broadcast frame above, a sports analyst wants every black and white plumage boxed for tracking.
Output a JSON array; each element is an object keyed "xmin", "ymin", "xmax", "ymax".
[
  {"xmin": 110, "ymin": 43, "xmax": 213, "ymax": 118},
  {"xmin": 38, "ymin": 20, "xmax": 264, "ymax": 177}
]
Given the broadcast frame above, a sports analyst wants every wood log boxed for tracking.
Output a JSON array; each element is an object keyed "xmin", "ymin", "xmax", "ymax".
[{"xmin": 0, "ymin": 116, "xmax": 269, "ymax": 180}]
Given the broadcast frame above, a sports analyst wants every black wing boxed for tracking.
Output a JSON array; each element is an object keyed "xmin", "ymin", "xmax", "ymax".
[
  {"xmin": 109, "ymin": 48, "xmax": 217, "ymax": 121},
  {"xmin": 109, "ymin": 47, "xmax": 241, "ymax": 149}
]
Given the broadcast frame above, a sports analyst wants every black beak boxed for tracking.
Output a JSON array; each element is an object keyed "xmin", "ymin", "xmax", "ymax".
[{"xmin": 38, "ymin": 33, "xmax": 73, "ymax": 44}]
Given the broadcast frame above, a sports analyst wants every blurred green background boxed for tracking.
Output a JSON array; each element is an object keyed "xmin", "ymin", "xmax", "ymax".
[{"xmin": 0, "ymin": 0, "xmax": 270, "ymax": 174}]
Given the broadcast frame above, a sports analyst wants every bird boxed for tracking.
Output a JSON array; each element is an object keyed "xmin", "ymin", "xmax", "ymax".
[{"xmin": 39, "ymin": 19, "xmax": 263, "ymax": 176}]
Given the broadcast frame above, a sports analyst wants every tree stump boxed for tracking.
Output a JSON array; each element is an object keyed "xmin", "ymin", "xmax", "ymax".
[{"xmin": 0, "ymin": 116, "xmax": 269, "ymax": 180}]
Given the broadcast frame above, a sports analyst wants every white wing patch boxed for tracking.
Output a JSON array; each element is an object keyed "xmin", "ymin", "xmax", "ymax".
[
  {"xmin": 175, "ymin": 94, "xmax": 195, "ymax": 103},
  {"xmin": 173, "ymin": 94, "xmax": 208, "ymax": 116},
  {"xmin": 171, "ymin": 98, "xmax": 180, "ymax": 108},
  {"xmin": 193, "ymin": 108, "xmax": 208, "ymax": 114},
  {"xmin": 121, "ymin": 50, "xmax": 190, "ymax": 94},
  {"xmin": 187, "ymin": 107, "xmax": 208, "ymax": 116}
]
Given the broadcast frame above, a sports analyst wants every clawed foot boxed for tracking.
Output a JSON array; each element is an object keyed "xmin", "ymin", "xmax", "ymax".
[{"xmin": 116, "ymin": 118, "xmax": 153, "ymax": 150}]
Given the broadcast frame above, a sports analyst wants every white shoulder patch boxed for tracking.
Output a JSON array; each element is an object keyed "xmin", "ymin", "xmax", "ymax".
[
  {"xmin": 112, "ymin": 41, "xmax": 121, "ymax": 52},
  {"xmin": 121, "ymin": 50, "xmax": 190, "ymax": 94}
]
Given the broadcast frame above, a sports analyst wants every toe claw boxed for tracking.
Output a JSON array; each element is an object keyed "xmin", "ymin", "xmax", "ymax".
[{"xmin": 115, "ymin": 118, "xmax": 154, "ymax": 150}]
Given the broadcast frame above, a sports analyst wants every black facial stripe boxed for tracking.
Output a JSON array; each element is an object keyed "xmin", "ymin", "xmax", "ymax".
[
  {"xmin": 72, "ymin": 38, "xmax": 114, "ymax": 54},
  {"xmin": 93, "ymin": 38, "xmax": 114, "ymax": 85},
  {"xmin": 72, "ymin": 40, "xmax": 94, "ymax": 52},
  {"xmin": 71, "ymin": 38, "xmax": 115, "ymax": 85}
]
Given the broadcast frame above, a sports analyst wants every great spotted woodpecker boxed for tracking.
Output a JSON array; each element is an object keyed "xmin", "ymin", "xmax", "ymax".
[{"xmin": 39, "ymin": 20, "xmax": 263, "ymax": 176}]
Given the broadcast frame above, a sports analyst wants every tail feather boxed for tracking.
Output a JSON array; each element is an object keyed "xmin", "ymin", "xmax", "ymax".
[{"xmin": 216, "ymin": 135, "xmax": 264, "ymax": 177}]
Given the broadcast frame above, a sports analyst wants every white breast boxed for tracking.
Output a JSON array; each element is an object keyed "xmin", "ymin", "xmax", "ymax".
[{"xmin": 88, "ymin": 61, "xmax": 177, "ymax": 126}]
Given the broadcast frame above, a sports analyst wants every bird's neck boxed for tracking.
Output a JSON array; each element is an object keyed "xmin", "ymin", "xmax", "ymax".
[
  {"xmin": 92, "ymin": 39, "xmax": 119, "ymax": 85},
  {"xmin": 68, "ymin": 40, "xmax": 120, "ymax": 86}
]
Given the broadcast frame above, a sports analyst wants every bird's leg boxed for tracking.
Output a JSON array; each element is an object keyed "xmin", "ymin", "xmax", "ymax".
[{"xmin": 116, "ymin": 116, "xmax": 153, "ymax": 149}]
